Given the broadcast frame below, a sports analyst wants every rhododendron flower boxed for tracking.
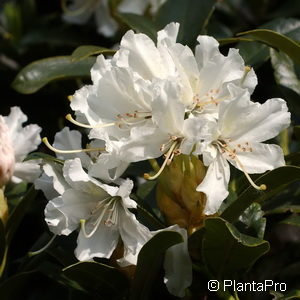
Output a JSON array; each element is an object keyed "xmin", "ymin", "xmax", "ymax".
[
  {"xmin": 0, "ymin": 107, "xmax": 41, "ymax": 186},
  {"xmin": 196, "ymin": 88, "xmax": 291, "ymax": 214},
  {"xmin": 35, "ymin": 158, "xmax": 192, "ymax": 297}
]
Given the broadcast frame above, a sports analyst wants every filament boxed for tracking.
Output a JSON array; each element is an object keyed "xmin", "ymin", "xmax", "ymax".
[
  {"xmin": 144, "ymin": 141, "xmax": 178, "ymax": 180},
  {"xmin": 42, "ymin": 137, "xmax": 105, "ymax": 154},
  {"xmin": 66, "ymin": 114, "xmax": 116, "ymax": 129},
  {"xmin": 28, "ymin": 235, "xmax": 57, "ymax": 257}
]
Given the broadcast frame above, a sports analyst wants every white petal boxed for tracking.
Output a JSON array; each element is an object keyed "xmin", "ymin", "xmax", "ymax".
[
  {"xmin": 12, "ymin": 160, "xmax": 41, "ymax": 183},
  {"xmin": 227, "ymin": 142, "xmax": 285, "ymax": 174},
  {"xmin": 118, "ymin": 0, "xmax": 148, "ymax": 14},
  {"xmin": 63, "ymin": 158, "xmax": 109, "ymax": 197},
  {"xmin": 157, "ymin": 22, "xmax": 179, "ymax": 46},
  {"xmin": 53, "ymin": 127, "xmax": 92, "ymax": 168},
  {"xmin": 197, "ymin": 154, "xmax": 230, "ymax": 215},
  {"xmin": 120, "ymin": 30, "xmax": 168, "ymax": 79},
  {"xmin": 163, "ymin": 225, "xmax": 192, "ymax": 297},
  {"xmin": 117, "ymin": 208, "xmax": 151, "ymax": 266},
  {"xmin": 43, "ymin": 162, "xmax": 69, "ymax": 195},
  {"xmin": 45, "ymin": 196, "xmax": 72, "ymax": 235},
  {"xmin": 75, "ymin": 220, "xmax": 119, "ymax": 260},
  {"xmin": 4, "ymin": 107, "xmax": 41, "ymax": 161},
  {"xmin": 34, "ymin": 172, "xmax": 59, "ymax": 200},
  {"xmin": 219, "ymin": 96, "xmax": 291, "ymax": 142},
  {"xmin": 152, "ymin": 80, "xmax": 185, "ymax": 134}
]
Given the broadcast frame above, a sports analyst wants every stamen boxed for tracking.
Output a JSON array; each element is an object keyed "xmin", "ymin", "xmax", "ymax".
[
  {"xmin": 28, "ymin": 235, "xmax": 57, "ymax": 257},
  {"xmin": 66, "ymin": 114, "xmax": 116, "ymax": 129},
  {"xmin": 42, "ymin": 137, "xmax": 105, "ymax": 154},
  {"xmin": 217, "ymin": 141, "xmax": 266, "ymax": 191},
  {"xmin": 144, "ymin": 141, "xmax": 178, "ymax": 180}
]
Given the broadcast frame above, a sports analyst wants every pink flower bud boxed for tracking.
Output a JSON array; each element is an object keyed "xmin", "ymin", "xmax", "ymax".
[{"xmin": 0, "ymin": 117, "xmax": 15, "ymax": 187}]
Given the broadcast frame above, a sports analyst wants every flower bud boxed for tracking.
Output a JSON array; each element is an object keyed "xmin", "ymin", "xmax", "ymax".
[
  {"xmin": 156, "ymin": 155, "xmax": 207, "ymax": 234},
  {"xmin": 0, "ymin": 117, "xmax": 15, "ymax": 187}
]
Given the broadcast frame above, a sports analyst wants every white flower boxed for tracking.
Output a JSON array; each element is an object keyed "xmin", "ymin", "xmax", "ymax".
[
  {"xmin": 62, "ymin": 0, "xmax": 166, "ymax": 37},
  {"xmin": 196, "ymin": 88, "xmax": 291, "ymax": 215},
  {"xmin": 0, "ymin": 107, "xmax": 41, "ymax": 185},
  {"xmin": 68, "ymin": 23, "xmax": 255, "ymax": 181},
  {"xmin": 36, "ymin": 158, "xmax": 151, "ymax": 261}
]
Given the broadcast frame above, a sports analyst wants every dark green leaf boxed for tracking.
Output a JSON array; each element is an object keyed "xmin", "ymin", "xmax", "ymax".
[
  {"xmin": 12, "ymin": 56, "xmax": 95, "ymax": 94},
  {"xmin": 237, "ymin": 203, "xmax": 266, "ymax": 239},
  {"xmin": 280, "ymin": 215, "xmax": 300, "ymax": 226},
  {"xmin": 136, "ymin": 180, "xmax": 156, "ymax": 200},
  {"xmin": 156, "ymin": 0, "xmax": 217, "ymax": 47},
  {"xmin": 130, "ymin": 231, "xmax": 183, "ymax": 300},
  {"xmin": 202, "ymin": 217, "xmax": 269, "ymax": 278},
  {"xmin": 6, "ymin": 186, "xmax": 38, "ymax": 244},
  {"xmin": 293, "ymin": 126, "xmax": 300, "ymax": 141},
  {"xmin": 117, "ymin": 13, "xmax": 158, "ymax": 42},
  {"xmin": 237, "ymin": 18, "xmax": 300, "ymax": 66},
  {"xmin": 237, "ymin": 29, "xmax": 300, "ymax": 65},
  {"xmin": 63, "ymin": 261, "xmax": 129, "ymax": 299},
  {"xmin": 221, "ymin": 166, "xmax": 300, "ymax": 223},
  {"xmin": 71, "ymin": 45, "xmax": 115, "ymax": 61},
  {"xmin": 0, "ymin": 271, "xmax": 38, "ymax": 300},
  {"xmin": 0, "ymin": 219, "xmax": 7, "ymax": 275},
  {"xmin": 3, "ymin": 2, "xmax": 22, "ymax": 41}
]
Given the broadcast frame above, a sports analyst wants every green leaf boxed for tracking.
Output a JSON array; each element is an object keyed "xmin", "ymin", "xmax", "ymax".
[
  {"xmin": 156, "ymin": 0, "xmax": 217, "ymax": 47},
  {"xmin": 12, "ymin": 56, "xmax": 95, "ymax": 94},
  {"xmin": 237, "ymin": 202, "xmax": 266, "ymax": 239},
  {"xmin": 237, "ymin": 29, "xmax": 300, "ymax": 65},
  {"xmin": 221, "ymin": 166, "xmax": 300, "ymax": 223},
  {"xmin": 130, "ymin": 231, "xmax": 183, "ymax": 300},
  {"xmin": 6, "ymin": 186, "xmax": 38, "ymax": 244},
  {"xmin": 0, "ymin": 271, "xmax": 38, "ymax": 299},
  {"xmin": 3, "ymin": 2, "xmax": 22, "ymax": 41},
  {"xmin": 117, "ymin": 13, "xmax": 158, "ymax": 42},
  {"xmin": 63, "ymin": 261, "xmax": 129, "ymax": 299},
  {"xmin": 271, "ymin": 49, "xmax": 300, "ymax": 94},
  {"xmin": 71, "ymin": 45, "xmax": 116, "ymax": 61},
  {"xmin": 237, "ymin": 18, "xmax": 300, "ymax": 66},
  {"xmin": 25, "ymin": 152, "xmax": 64, "ymax": 165},
  {"xmin": 202, "ymin": 217, "xmax": 269, "ymax": 278},
  {"xmin": 270, "ymin": 289, "xmax": 300, "ymax": 300},
  {"xmin": 280, "ymin": 215, "xmax": 300, "ymax": 226}
]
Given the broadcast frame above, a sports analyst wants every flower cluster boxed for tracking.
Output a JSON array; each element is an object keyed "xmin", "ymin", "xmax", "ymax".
[{"xmin": 35, "ymin": 23, "xmax": 290, "ymax": 297}]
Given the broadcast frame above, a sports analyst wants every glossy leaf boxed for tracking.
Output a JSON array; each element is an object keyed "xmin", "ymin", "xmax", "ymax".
[
  {"xmin": 221, "ymin": 166, "xmax": 300, "ymax": 222},
  {"xmin": 117, "ymin": 13, "xmax": 158, "ymax": 42},
  {"xmin": 156, "ymin": 0, "xmax": 217, "ymax": 47},
  {"xmin": 237, "ymin": 203, "xmax": 266, "ymax": 239},
  {"xmin": 12, "ymin": 56, "xmax": 95, "ymax": 94},
  {"xmin": 237, "ymin": 29, "xmax": 300, "ymax": 65},
  {"xmin": 6, "ymin": 186, "xmax": 38, "ymax": 244},
  {"xmin": 202, "ymin": 217, "xmax": 269, "ymax": 278},
  {"xmin": 237, "ymin": 18, "xmax": 300, "ymax": 66},
  {"xmin": 130, "ymin": 231, "xmax": 183, "ymax": 300},
  {"xmin": 63, "ymin": 261, "xmax": 129, "ymax": 299},
  {"xmin": 280, "ymin": 215, "xmax": 300, "ymax": 226},
  {"xmin": 71, "ymin": 45, "xmax": 115, "ymax": 61},
  {"xmin": 270, "ymin": 289, "xmax": 300, "ymax": 300}
]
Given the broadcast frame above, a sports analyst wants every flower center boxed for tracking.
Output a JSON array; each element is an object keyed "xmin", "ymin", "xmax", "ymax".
[{"xmin": 80, "ymin": 196, "xmax": 121, "ymax": 238}]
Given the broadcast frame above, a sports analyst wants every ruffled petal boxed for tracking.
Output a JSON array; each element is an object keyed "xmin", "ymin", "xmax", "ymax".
[
  {"xmin": 53, "ymin": 127, "xmax": 92, "ymax": 168},
  {"xmin": 75, "ymin": 220, "xmax": 119, "ymax": 260},
  {"xmin": 227, "ymin": 142, "xmax": 285, "ymax": 174},
  {"xmin": 197, "ymin": 154, "xmax": 230, "ymax": 215},
  {"xmin": 12, "ymin": 160, "xmax": 41, "ymax": 183},
  {"xmin": 219, "ymin": 95, "xmax": 291, "ymax": 142}
]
